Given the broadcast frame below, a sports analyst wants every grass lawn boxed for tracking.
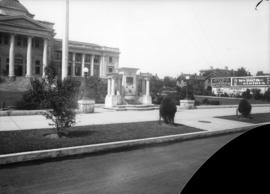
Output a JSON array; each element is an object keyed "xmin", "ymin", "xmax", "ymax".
[
  {"xmin": 216, "ymin": 112, "xmax": 270, "ymax": 124},
  {"xmin": 0, "ymin": 121, "xmax": 203, "ymax": 155}
]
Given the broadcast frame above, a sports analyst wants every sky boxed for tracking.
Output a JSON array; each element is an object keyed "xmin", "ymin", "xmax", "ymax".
[{"xmin": 20, "ymin": 0, "xmax": 270, "ymax": 78}]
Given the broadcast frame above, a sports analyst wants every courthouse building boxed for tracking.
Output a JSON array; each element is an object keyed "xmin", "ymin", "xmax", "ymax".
[{"xmin": 0, "ymin": 0, "xmax": 120, "ymax": 79}]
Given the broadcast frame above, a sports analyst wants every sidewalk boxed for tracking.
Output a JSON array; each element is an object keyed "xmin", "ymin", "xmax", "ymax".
[{"xmin": 1, "ymin": 106, "xmax": 269, "ymax": 132}]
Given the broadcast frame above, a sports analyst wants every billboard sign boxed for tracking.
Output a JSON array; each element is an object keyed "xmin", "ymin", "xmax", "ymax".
[
  {"xmin": 211, "ymin": 77, "xmax": 231, "ymax": 87},
  {"xmin": 232, "ymin": 76, "xmax": 270, "ymax": 87}
]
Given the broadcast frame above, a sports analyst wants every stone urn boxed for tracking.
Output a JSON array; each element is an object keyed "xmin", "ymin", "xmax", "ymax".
[
  {"xmin": 179, "ymin": 99, "xmax": 195, "ymax": 109},
  {"xmin": 78, "ymin": 97, "xmax": 95, "ymax": 113}
]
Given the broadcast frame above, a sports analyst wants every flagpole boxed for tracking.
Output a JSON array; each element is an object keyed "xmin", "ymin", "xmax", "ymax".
[{"xmin": 62, "ymin": 0, "xmax": 69, "ymax": 80}]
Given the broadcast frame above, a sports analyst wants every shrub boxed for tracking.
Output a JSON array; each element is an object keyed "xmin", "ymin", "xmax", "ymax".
[
  {"xmin": 159, "ymin": 96, "xmax": 177, "ymax": 124},
  {"xmin": 209, "ymin": 100, "xmax": 220, "ymax": 105},
  {"xmin": 237, "ymin": 99, "xmax": 252, "ymax": 118},
  {"xmin": 264, "ymin": 88, "xmax": 270, "ymax": 102},
  {"xmin": 16, "ymin": 78, "xmax": 50, "ymax": 110},
  {"xmin": 202, "ymin": 98, "xmax": 210, "ymax": 104},
  {"xmin": 43, "ymin": 81, "xmax": 76, "ymax": 137},
  {"xmin": 251, "ymin": 89, "xmax": 262, "ymax": 100},
  {"xmin": 242, "ymin": 89, "xmax": 252, "ymax": 99}
]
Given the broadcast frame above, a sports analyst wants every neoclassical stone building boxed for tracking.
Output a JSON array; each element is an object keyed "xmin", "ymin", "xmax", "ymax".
[{"xmin": 0, "ymin": 0, "xmax": 119, "ymax": 79}]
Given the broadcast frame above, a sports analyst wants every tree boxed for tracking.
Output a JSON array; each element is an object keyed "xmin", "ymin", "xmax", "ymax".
[
  {"xmin": 159, "ymin": 96, "xmax": 177, "ymax": 125},
  {"xmin": 235, "ymin": 67, "xmax": 251, "ymax": 77},
  {"xmin": 43, "ymin": 79, "xmax": 76, "ymax": 137},
  {"xmin": 237, "ymin": 99, "xmax": 252, "ymax": 118},
  {"xmin": 163, "ymin": 76, "xmax": 177, "ymax": 88}
]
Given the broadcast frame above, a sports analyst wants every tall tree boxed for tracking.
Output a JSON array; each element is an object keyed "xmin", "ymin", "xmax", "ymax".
[{"xmin": 235, "ymin": 67, "xmax": 251, "ymax": 77}]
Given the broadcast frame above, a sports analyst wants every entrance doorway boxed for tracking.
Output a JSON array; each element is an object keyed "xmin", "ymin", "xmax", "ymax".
[{"xmin": 15, "ymin": 55, "xmax": 23, "ymax": 76}]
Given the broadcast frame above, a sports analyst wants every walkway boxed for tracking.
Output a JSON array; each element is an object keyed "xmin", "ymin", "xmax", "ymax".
[{"xmin": 0, "ymin": 106, "xmax": 269, "ymax": 131}]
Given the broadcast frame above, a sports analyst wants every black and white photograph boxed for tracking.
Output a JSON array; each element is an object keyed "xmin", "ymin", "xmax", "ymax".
[{"xmin": 0, "ymin": 0, "xmax": 270, "ymax": 193}]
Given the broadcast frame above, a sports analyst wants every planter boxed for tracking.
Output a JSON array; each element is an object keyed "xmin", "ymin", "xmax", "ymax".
[
  {"xmin": 180, "ymin": 99, "xmax": 195, "ymax": 109},
  {"xmin": 78, "ymin": 99, "xmax": 95, "ymax": 113}
]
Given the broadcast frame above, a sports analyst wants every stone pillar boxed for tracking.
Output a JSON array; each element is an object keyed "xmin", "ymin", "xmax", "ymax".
[
  {"xmin": 26, "ymin": 36, "xmax": 32, "ymax": 77},
  {"xmin": 9, "ymin": 34, "xmax": 15, "ymax": 78},
  {"xmin": 81, "ymin": 53, "xmax": 85, "ymax": 77},
  {"xmin": 99, "ymin": 55, "xmax": 103, "ymax": 78},
  {"xmin": 91, "ymin": 55, "xmax": 94, "ymax": 76},
  {"xmin": 146, "ymin": 78, "xmax": 150, "ymax": 96},
  {"xmin": 107, "ymin": 78, "xmax": 111, "ymax": 95},
  {"xmin": 111, "ymin": 77, "xmax": 115, "ymax": 95},
  {"xmin": 42, "ymin": 38, "xmax": 48, "ymax": 77},
  {"xmin": 72, "ymin": 52, "xmax": 76, "ymax": 76}
]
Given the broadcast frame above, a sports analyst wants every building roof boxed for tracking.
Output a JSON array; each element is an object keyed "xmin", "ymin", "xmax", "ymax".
[{"xmin": 0, "ymin": 0, "xmax": 33, "ymax": 17}]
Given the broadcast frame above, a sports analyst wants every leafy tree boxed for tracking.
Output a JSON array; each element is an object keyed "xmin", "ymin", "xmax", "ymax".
[
  {"xmin": 43, "ymin": 80, "xmax": 76, "ymax": 137},
  {"xmin": 159, "ymin": 96, "xmax": 177, "ymax": 125},
  {"xmin": 242, "ymin": 89, "xmax": 252, "ymax": 99},
  {"xmin": 237, "ymin": 99, "xmax": 252, "ymax": 118},
  {"xmin": 44, "ymin": 63, "xmax": 57, "ymax": 86},
  {"xmin": 163, "ymin": 76, "xmax": 177, "ymax": 88},
  {"xmin": 264, "ymin": 88, "xmax": 270, "ymax": 102},
  {"xmin": 16, "ymin": 78, "xmax": 51, "ymax": 110},
  {"xmin": 235, "ymin": 67, "xmax": 251, "ymax": 77},
  {"xmin": 256, "ymin": 71, "xmax": 265, "ymax": 76}
]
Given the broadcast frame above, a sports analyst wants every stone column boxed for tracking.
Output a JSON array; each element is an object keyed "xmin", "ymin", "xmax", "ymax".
[
  {"xmin": 9, "ymin": 34, "xmax": 15, "ymax": 78},
  {"xmin": 91, "ymin": 55, "xmax": 94, "ymax": 76},
  {"xmin": 107, "ymin": 78, "xmax": 111, "ymax": 95},
  {"xmin": 26, "ymin": 36, "xmax": 32, "ymax": 77},
  {"xmin": 146, "ymin": 78, "xmax": 150, "ymax": 96},
  {"xmin": 99, "ymin": 55, "xmax": 103, "ymax": 78},
  {"xmin": 72, "ymin": 52, "xmax": 76, "ymax": 76},
  {"xmin": 111, "ymin": 77, "xmax": 115, "ymax": 95},
  {"xmin": 81, "ymin": 53, "xmax": 85, "ymax": 77},
  {"xmin": 42, "ymin": 38, "xmax": 48, "ymax": 77}
]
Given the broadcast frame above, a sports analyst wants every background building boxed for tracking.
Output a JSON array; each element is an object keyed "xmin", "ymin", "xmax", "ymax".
[{"xmin": 0, "ymin": 0, "xmax": 119, "ymax": 79}]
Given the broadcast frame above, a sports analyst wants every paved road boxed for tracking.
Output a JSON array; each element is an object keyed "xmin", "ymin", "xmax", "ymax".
[{"xmin": 0, "ymin": 133, "xmax": 242, "ymax": 194}]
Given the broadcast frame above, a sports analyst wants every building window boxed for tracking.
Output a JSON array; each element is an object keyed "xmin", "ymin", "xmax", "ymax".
[
  {"xmin": 16, "ymin": 37, "xmax": 22, "ymax": 47},
  {"xmin": 108, "ymin": 66, "xmax": 114, "ymax": 73},
  {"xmin": 94, "ymin": 56, "xmax": 99, "ymax": 63},
  {"xmin": 75, "ymin": 63, "xmax": 81, "ymax": 76},
  {"xmin": 35, "ymin": 60, "xmax": 41, "ymax": 75},
  {"xmin": 68, "ymin": 53, "xmax": 73, "ymax": 62},
  {"xmin": 68, "ymin": 62, "xmax": 72, "ymax": 76},
  {"xmin": 109, "ymin": 57, "xmax": 113, "ymax": 63},
  {"xmin": 4, "ymin": 58, "xmax": 9, "ymax": 76},
  {"xmin": 56, "ymin": 51, "xmax": 61, "ymax": 60},
  {"xmin": 23, "ymin": 38, "xmax": 27, "ymax": 47},
  {"xmin": 34, "ymin": 39, "xmax": 40, "ymax": 48},
  {"xmin": 75, "ymin": 53, "xmax": 82, "ymax": 62},
  {"xmin": 4, "ymin": 35, "xmax": 9, "ymax": 45},
  {"xmin": 85, "ymin": 55, "xmax": 91, "ymax": 62}
]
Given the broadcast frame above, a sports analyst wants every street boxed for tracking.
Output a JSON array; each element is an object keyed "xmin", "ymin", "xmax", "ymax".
[{"xmin": 0, "ymin": 132, "xmax": 242, "ymax": 194}]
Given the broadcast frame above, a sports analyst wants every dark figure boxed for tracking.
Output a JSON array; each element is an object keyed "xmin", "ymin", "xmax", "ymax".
[
  {"xmin": 236, "ymin": 98, "xmax": 252, "ymax": 119},
  {"xmin": 159, "ymin": 96, "xmax": 177, "ymax": 125}
]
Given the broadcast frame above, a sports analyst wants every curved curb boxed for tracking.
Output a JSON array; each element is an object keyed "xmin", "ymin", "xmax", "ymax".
[{"xmin": 0, "ymin": 125, "xmax": 258, "ymax": 166}]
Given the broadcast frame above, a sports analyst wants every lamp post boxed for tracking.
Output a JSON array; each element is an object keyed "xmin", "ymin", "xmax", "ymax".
[{"xmin": 185, "ymin": 75, "xmax": 190, "ymax": 99}]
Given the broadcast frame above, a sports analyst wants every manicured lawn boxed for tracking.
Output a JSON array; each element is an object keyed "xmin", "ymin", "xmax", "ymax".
[
  {"xmin": 0, "ymin": 121, "xmax": 203, "ymax": 155},
  {"xmin": 216, "ymin": 113, "xmax": 270, "ymax": 124}
]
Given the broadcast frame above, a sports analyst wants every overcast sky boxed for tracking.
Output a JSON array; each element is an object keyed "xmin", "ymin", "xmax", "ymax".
[{"xmin": 21, "ymin": 0, "xmax": 269, "ymax": 78}]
